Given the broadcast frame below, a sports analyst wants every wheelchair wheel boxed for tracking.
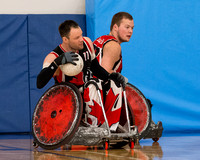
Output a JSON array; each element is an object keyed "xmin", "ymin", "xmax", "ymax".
[
  {"xmin": 125, "ymin": 83, "xmax": 151, "ymax": 139},
  {"xmin": 32, "ymin": 82, "xmax": 83, "ymax": 150}
]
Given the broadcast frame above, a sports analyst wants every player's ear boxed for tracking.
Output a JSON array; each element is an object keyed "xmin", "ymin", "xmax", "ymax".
[
  {"xmin": 113, "ymin": 24, "xmax": 118, "ymax": 31},
  {"xmin": 62, "ymin": 36, "xmax": 69, "ymax": 43}
]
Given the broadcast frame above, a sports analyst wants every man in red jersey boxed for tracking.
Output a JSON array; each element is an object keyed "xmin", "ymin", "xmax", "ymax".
[
  {"xmin": 84, "ymin": 12, "xmax": 134, "ymax": 132},
  {"xmin": 94, "ymin": 12, "xmax": 134, "ymax": 73}
]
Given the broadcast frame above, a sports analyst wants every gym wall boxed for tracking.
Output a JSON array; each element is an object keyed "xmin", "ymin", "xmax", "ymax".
[
  {"xmin": 0, "ymin": 0, "xmax": 85, "ymax": 133},
  {"xmin": 86, "ymin": 0, "xmax": 200, "ymax": 134},
  {"xmin": 1, "ymin": 0, "xmax": 200, "ymax": 135}
]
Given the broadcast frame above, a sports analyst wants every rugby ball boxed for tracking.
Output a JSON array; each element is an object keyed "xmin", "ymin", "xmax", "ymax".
[{"xmin": 60, "ymin": 53, "xmax": 84, "ymax": 76}]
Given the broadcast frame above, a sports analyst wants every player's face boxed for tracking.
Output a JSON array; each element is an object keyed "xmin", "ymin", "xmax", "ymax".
[
  {"xmin": 67, "ymin": 27, "xmax": 84, "ymax": 51},
  {"xmin": 117, "ymin": 18, "xmax": 134, "ymax": 43}
]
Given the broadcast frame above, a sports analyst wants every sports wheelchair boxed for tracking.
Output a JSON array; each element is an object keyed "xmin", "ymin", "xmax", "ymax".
[{"xmin": 32, "ymin": 81, "xmax": 163, "ymax": 150}]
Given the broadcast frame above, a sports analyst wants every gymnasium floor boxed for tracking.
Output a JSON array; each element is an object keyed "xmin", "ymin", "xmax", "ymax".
[{"xmin": 0, "ymin": 133, "xmax": 200, "ymax": 160}]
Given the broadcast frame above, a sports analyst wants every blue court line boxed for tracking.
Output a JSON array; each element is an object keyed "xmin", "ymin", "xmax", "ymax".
[{"xmin": 0, "ymin": 144, "xmax": 31, "ymax": 151}]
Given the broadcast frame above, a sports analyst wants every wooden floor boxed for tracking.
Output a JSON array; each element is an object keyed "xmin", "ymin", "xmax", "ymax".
[{"xmin": 0, "ymin": 134, "xmax": 200, "ymax": 160}]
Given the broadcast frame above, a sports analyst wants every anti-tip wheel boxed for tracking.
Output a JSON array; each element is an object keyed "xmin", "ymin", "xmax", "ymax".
[
  {"xmin": 33, "ymin": 141, "xmax": 39, "ymax": 149},
  {"xmin": 152, "ymin": 137, "xmax": 159, "ymax": 142}
]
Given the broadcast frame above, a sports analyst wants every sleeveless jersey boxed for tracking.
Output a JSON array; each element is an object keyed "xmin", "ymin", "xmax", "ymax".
[
  {"xmin": 93, "ymin": 35, "xmax": 122, "ymax": 73},
  {"xmin": 50, "ymin": 38, "xmax": 94, "ymax": 87}
]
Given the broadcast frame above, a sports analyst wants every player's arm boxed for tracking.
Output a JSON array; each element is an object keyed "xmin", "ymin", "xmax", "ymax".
[
  {"xmin": 83, "ymin": 37, "xmax": 125, "ymax": 87},
  {"xmin": 37, "ymin": 53, "xmax": 59, "ymax": 89},
  {"xmin": 91, "ymin": 58, "xmax": 126, "ymax": 88},
  {"xmin": 84, "ymin": 37, "xmax": 96, "ymax": 60},
  {"xmin": 37, "ymin": 52, "xmax": 78, "ymax": 89},
  {"xmin": 101, "ymin": 41, "xmax": 121, "ymax": 73}
]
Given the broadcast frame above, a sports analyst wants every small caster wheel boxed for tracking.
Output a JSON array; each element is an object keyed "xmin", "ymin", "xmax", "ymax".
[
  {"xmin": 103, "ymin": 140, "xmax": 109, "ymax": 150},
  {"xmin": 61, "ymin": 144, "xmax": 71, "ymax": 150},
  {"xmin": 129, "ymin": 139, "xmax": 135, "ymax": 149},
  {"xmin": 135, "ymin": 138, "xmax": 139, "ymax": 145},
  {"xmin": 152, "ymin": 137, "xmax": 159, "ymax": 142},
  {"xmin": 33, "ymin": 141, "xmax": 39, "ymax": 149}
]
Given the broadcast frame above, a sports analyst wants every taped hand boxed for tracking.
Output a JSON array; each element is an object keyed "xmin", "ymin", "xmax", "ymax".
[
  {"xmin": 54, "ymin": 51, "xmax": 79, "ymax": 66},
  {"xmin": 108, "ymin": 72, "xmax": 126, "ymax": 89}
]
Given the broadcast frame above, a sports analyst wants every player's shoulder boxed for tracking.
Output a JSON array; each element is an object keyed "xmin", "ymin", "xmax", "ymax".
[
  {"xmin": 83, "ymin": 37, "xmax": 94, "ymax": 49},
  {"xmin": 83, "ymin": 37, "xmax": 92, "ymax": 44},
  {"xmin": 105, "ymin": 39, "xmax": 121, "ymax": 50},
  {"xmin": 83, "ymin": 37, "xmax": 96, "ymax": 59},
  {"xmin": 94, "ymin": 35, "xmax": 117, "ymax": 43}
]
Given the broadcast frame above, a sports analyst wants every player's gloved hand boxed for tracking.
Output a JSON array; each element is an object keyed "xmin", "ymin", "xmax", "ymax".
[
  {"xmin": 54, "ymin": 51, "xmax": 79, "ymax": 66},
  {"xmin": 108, "ymin": 72, "xmax": 126, "ymax": 89}
]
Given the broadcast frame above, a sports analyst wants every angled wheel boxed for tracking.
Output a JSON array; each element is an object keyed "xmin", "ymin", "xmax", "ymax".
[
  {"xmin": 125, "ymin": 83, "xmax": 151, "ymax": 140},
  {"xmin": 32, "ymin": 82, "xmax": 83, "ymax": 150}
]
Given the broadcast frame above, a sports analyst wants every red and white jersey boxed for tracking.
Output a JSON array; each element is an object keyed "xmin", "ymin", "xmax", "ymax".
[
  {"xmin": 49, "ymin": 38, "xmax": 95, "ymax": 87},
  {"xmin": 93, "ymin": 35, "xmax": 122, "ymax": 73}
]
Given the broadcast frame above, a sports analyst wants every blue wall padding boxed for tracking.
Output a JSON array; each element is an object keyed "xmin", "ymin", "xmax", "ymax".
[
  {"xmin": 0, "ymin": 14, "xmax": 86, "ymax": 133},
  {"xmin": 86, "ymin": 0, "xmax": 200, "ymax": 134},
  {"xmin": 0, "ymin": 15, "xmax": 30, "ymax": 132}
]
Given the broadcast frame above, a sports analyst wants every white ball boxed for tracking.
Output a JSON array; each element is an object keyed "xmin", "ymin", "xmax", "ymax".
[{"xmin": 59, "ymin": 53, "xmax": 84, "ymax": 76}]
